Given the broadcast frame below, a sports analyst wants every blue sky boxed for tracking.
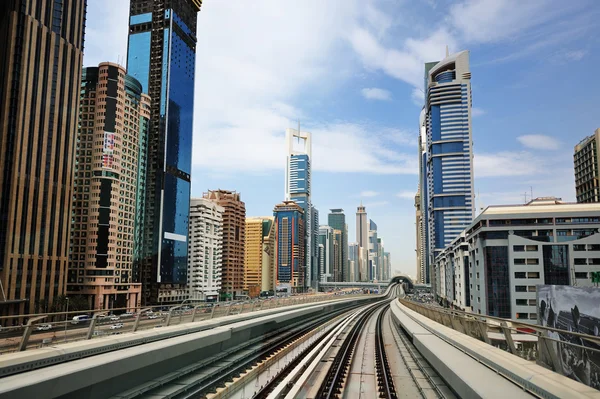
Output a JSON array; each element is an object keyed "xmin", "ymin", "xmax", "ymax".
[{"xmin": 85, "ymin": 0, "xmax": 600, "ymax": 278}]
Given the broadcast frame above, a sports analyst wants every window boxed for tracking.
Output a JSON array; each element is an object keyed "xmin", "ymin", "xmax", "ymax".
[
  {"xmin": 516, "ymin": 313, "xmax": 529, "ymax": 319},
  {"xmin": 590, "ymin": 258, "xmax": 600, "ymax": 265},
  {"xmin": 589, "ymin": 244, "xmax": 600, "ymax": 251},
  {"xmin": 514, "ymin": 272, "xmax": 526, "ymax": 279},
  {"xmin": 526, "ymin": 245, "xmax": 538, "ymax": 252},
  {"xmin": 526, "ymin": 258, "xmax": 539, "ymax": 265},
  {"xmin": 528, "ymin": 286, "xmax": 537, "ymax": 292},
  {"xmin": 574, "ymin": 258, "xmax": 587, "ymax": 265},
  {"xmin": 516, "ymin": 299, "xmax": 528, "ymax": 306},
  {"xmin": 575, "ymin": 272, "xmax": 588, "ymax": 279},
  {"xmin": 527, "ymin": 272, "xmax": 540, "ymax": 279},
  {"xmin": 513, "ymin": 245, "xmax": 525, "ymax": 252},
  {"xmin": 543, "ymin": 245, "xmax": 570, "ymax": 285},
  {"xmin": 514, "ymin": 258, "xmax": 526, "ymax": 265},
  {"xmin": 485, "ymin": 246, "xmax": 511, "ymax": 318},
  {"xmin": 574, "ymin": 244, "xmax": 586, "ymax": 251}
]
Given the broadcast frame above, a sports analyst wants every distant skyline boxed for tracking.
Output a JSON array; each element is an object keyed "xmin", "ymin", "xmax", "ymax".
[{"xmin": 84, "ymin": 0, "xmax": 600, "ymax": 277}]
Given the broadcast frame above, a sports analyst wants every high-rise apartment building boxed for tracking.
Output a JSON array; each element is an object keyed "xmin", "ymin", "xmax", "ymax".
[
  {"xmin": 0, "ymin": 1, "xmax": 87, "ymax": 316},
  {"xmin": 245, "ymin": 217, "xmax": 275, "ymax": 295},
  {"xmin": 68, "ymin": 63, "xmax": 149, "ymax": 310},
  {"xmin": 188, "ymin": 198, "xmax": 223, "ymax": 301},
  {"xmin": 204, "ymin": 190, "xmax": 246, "ymax": 300},
  {"xmin": 333, "ymin": 229, "xmax": 343, "ymax": 282},
  {"xmin": 383, "ymin": 252, "xmax": 391, "ymax": 281},
  {"xmin": 285, "ymin": 127, "xmax": 315, "ymax": 290},
  {"xmin": 328, "ymin": 209, "xmax": 348, "ymax": 281},
  {"xmin": 127, "ymin": 0, "xmax": 202, "ymax": 305},
  {"xmin": 425, "ymin": 50, "xmax": 475, "ymax": 285},
  {"xmin": 356, "ymin": 203, "xmax": 368, "ymax": 281},
  {"xmin": 574, "ymin": 129, "xmax": 600, "ymax": 203},
  {"xmin": 415, "ymin": 191, "xmax": 424, "ymax": 283},
  {"xmin": 418, "ymin": 108, "xmax": 430, "ymax": 284},
  {"xmin": 310, "ymin": 206, "xmax": 320, "ymax": 287},
  {"xmin": 318, "ymin": 226, "xmax": 334, "ymax": 282},
  {"xmin": 273, "ymin": 201, "xmax": 305, "ymax": 292},
  {"xmin": 368, "ymin": 221, "xmax": 378, "ymax": 281},
  {"xmin": 348, "ymin": 242, "xmax": 359, "ymax": 282}
]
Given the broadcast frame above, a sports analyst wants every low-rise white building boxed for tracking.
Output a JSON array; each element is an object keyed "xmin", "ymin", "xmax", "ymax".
[
  {"xmin": 188, "ymin": 198, "xmax": 224, "ymax": 301},
  {"xmin": 435, "ymin": 197, "xmax": 600, "ymax": 323}
]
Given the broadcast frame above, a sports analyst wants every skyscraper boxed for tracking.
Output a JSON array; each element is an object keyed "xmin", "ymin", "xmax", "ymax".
[
  {"xmin": 68, "ymin": 63, "xmax": 149, "ymax": 310},
  {"xmin": 418, "ymin": 108, "xmax": 430, "ymax": 284},
  {"xmin": 333, "ymin": 229, "xmax": 343, "ymax": 282},
  {"xmin": 204, "ymin": 190, "xmax": 246, "ymax": 300},
  {"xmin": 425, "ymin": 50, "xmax": 475, "ymax": 285},
  {"xmin": 574, "ymin": 129, "xmax": 600, "ymax": 203},
  {"xmin": 245, "ymin": 217, "xmax": 275, "ymax": 295},
  {"xmin": 348, "ymin": 242, "xmax": 359, "ymax": 282},
  {"xmin": 188, "ymin": 198, "xmax": 223, "ymax": 301},
  {"xmin": 368, "ymin": 220, "xmax": 378, "ymax": 281},
  {"xmin": 318, "ymin": 226, "xmax": 334, "ymax": 282},
  {"xmin": 127, "ymin": 0, "xmax": 202, "ymax": 305},
  {"xmin": 284, "ymin": 127, "xmax": 313, "ymax": 290},
  {"xmin": 415, "ymin": 191, "xmax": 424, "ymax": 284},
  {"xmin": 355, "ymin": 203, "xmax": 368, "ymax": 281},
  {"xmin": 0, "ymin": 1, "xmax": 87, "ymax": 316},
  {"xmin": 311, "ymin": 206, "xmax": 320, "ymax": 288},
  {"xmin": 328, "ymin": 209, "xmax": 348, "ymax": 281},
  {"xmin": 273, "ymin": 201, "xmax": 305, "ymax": 292}
]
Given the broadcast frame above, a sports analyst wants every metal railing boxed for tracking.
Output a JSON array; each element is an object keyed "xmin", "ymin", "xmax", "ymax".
[
  {"xmin": 400, "ymin": 299, "xmax": 600, "ymax": 391},
  {"xmin": 0, "ymin": 292, "xmax": 368, "ymax": 354}
]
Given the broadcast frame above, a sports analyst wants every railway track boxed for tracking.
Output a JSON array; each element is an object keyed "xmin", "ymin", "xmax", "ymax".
[{"xmin": 374, "ymin": 307, "xmax": 397, "ymax": 399}]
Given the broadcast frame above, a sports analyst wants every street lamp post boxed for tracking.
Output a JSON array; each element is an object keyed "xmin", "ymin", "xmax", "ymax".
[{"xmin": 64, "ymin": 297, "xmax": 69, "ymax": 343}]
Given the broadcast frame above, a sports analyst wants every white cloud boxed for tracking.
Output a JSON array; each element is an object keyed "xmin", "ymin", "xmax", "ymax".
[
  {"xmin": 361, "ymin": 88, "xmax": 392, "ymax": 101},
  {"xmin": 396, "ymin": 191, "xmax": 416, "ymax": 199},
  {"xmin": 411, "ymin": 88, "xmax": 425, "ymax": 106},
  {"xmin": 360, "ymin": 190, "xmax": 380, "ymax": 197},
  {"xmin": 517, "ymin": 135, "xmax": 561, "ymax": 151},
  {"xmin": 563, "ymin": 50, "xmax": 587, "ymax": 61},
  {"xmin": 83, "ymin": 1, "xmax": 129, "ymax": 66},
  {"xmin": 475, "ymin": 151, "xmax": 545, "ymax": 177},
  {"xmin": 364, "ymin": 201, "xmax": 390, "ymax": 208},
  {"xmin": 471, "ymin": 107, "xmax": 485, "ymax": 117}
]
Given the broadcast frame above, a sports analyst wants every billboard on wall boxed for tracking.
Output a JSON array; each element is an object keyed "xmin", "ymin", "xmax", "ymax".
[
  {"xmin": 102, "ymin": 132, "xmax": 115, "ymax": 169},
  {"xmin": 537, "ymin": 285, "xmax": 600, "ymax": 389}
]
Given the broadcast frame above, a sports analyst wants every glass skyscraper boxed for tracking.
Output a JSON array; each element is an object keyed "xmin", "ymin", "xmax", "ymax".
[
  {"xmin": 127, "ymin": 0, "xmax": 202, "ymax": 304},
  {"xmin": 328, "ymin": 209, "xmax": 348, "ymax": 281},
  {"xmin": 425, "ymin": 50, "xmax": 475, "ymax": 278}
]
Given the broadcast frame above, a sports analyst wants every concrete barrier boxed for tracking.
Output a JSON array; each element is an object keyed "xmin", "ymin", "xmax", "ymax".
[
  {"xmin": 0, "ymin": 296, "xmax": 376, "ymax": 399},
  {"xmin": 390, "ymin": 300, "xmax": 600, "ymax": 399}
]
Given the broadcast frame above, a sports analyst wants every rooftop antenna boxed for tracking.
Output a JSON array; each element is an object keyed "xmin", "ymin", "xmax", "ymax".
[
  {"xmin": 530, "ymin": 186, "xmax": 533, "ymax": 201},
  {"xmin": 445, "ymin": 45, "xmax": 449, "ymax": 57},
  {"xmin": 523, "ymin": 192, "xmax": 529, "ymax": 204}
]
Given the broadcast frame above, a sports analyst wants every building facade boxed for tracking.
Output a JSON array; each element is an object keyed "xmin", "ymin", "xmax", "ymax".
[
  {"xmin": 415, "ymin": 191, "xmax": 424, "ymax": 283},
  {"xmin": 328, "ymin": 209, "xmax": 348, "ymax": 281},
  {"xmin": 0, "ymin": 0, "xmax": 87, "ymax": 316},
  {"xmin": 333, "ymin": 229, "xmax": 343, "ymax": 282},
  {"xmin": 319, "ymin": 226, "xmax": 334, "ymax": 282},
  {"xmin": 273, "ymin": 201, "xmax": 305, "ymax": 292},
  {"xmin": 127, "ymin": 0, "xmax": 202, "ymax": 305},
  {"xmin": 284, "ymin": 127, "xmax": 314, "ymax": 290},
  {"xmin": 574, "ymin": 129, "xmax": 600, "ymax": 203},
  {"xmin": 418, "ymin": 108, "xmax": 430, "ymax": 284},
  {"xmin": 68, "ymin": 63, "xmax": 149, "ymax": 310},
  {"xmin": 348, "ymin": 242, "xmax": 359, "ymax": 282},
  {"xmin": 434, "ymin": 197, "xmax": 600, "ymax": 323},
  {"xmin": 425, "ymin": 50, "xmax": 475, "ymax": 287},
  {"xmin": 245, "ymin": 217, "xmax": 275, "ymax": 296},
  {"xmin": 356, "ymin": 203, "xmax": 368, "ymax": 281},
  {"xmin": 311, "ymin": 206, "xmax": 320, "ymax": 288},
  {"xmin": 368, "ymin": 219, "xmax": 378, "ymax": 281},
  {"xmin": 188, "ymin": 198, "xmax": 223, "ymax": 301},
  {"xmin": 204, "ymin": 190, "xmax": 246, "ymax": 300}
]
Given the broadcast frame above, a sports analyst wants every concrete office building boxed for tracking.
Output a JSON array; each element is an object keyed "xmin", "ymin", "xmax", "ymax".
[
  {"xmin": 68, "ymin": 63, "xmax": 150, "ymax": 310},
  {"xmin": 356, "ymin": 203, "xmax": 369, "ymax": 281},
  {"xmin": 0, "ymin": 0, "xmax": 87, "ymax": 316},
  {"xmin": 319, "ymin": 226, "xmax": 335, "ymax": 282},
  {"xmin": 245, "ymin": 217, "xmax": 275, "ymax": 295},
  {"xmin": 425, "ymin": 50, "xmax": 475, "ymax": 287},
  {"xmin": 188, "ymin": 198, "xmax": 223, "ymax": 301},
  {"xmin": 273, "ymin": 201, "xmax": 305, "ymax": 292},
  {"xmin": 574, "ymin": 129, "xmax": 600, "ymax": 203},
  {"xmin": 204, "ymin": 190, "xmax": 246, "ymax": 300},
  {"xmin": 328, "ymin": 209, "xmax": 348, "ymax": 281},
  {"xmin": 127, "ymin": 0, "xmax": 202, "ymax": 305},
  {"xmin": 285, "ymin": 127, "xmax": 316, "ymax": 290},
  {"xmin": 434, "ymin": 197, "xmax": 600, "ymax": 323}
]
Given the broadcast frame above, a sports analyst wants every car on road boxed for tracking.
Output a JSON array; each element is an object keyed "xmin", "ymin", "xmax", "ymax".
[
  {"xmin": 148, "ymin": 314, "xmax": 159, "ymax": 319},
  {"xmin": 110, "ymin": 323, "xmax": 124, "ymax": 330},
  {"xmin": 36, "ymin": 324, "xmax": 52, "ymax": 331},
  {"xmin": 71, "ymin": 315, "xmax": 90, "ymax": 324},
  {"xmin": 110, "ymin": 316, "xmax": 120, "ymax": 321},
  {"xmin": 121, "ymin": 312, "xmax": 135, "ymax": 318}
]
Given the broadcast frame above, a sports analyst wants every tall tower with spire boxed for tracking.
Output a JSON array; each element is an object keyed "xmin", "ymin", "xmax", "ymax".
[{"xmin": 356, "ymin": 202, "xmax": 368, "ymax": 281}]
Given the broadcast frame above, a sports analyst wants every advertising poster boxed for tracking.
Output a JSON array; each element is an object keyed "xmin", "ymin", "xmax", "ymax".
[
  {"xmin": 102, "ymin": 132, "xmax": 115, "ymax": 169},
  {"xmin": 537, "ymin": 285, "xmax": 600, "ymax": 389}
]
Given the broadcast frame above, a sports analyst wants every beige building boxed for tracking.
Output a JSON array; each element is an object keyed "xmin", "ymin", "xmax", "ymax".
[
  {"xmin": 68, "ymin": 63, "xmax": 149, "ymax": 310},
  {"xmin": 574, "ymin": 129, "xmax": 600, "ymax": 203},
  {"xmin": 204, "ymin": 190, "xmax": 246, "ymax": 299},
  {"xmin": 244, "ymin": 217, "xmax": 275, "ymax": 296}
]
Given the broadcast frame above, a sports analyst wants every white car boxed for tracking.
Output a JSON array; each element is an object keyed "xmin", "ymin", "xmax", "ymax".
[
  {"xmin": 148, "ymin": 314, "xmax": 159, "ymax": 319},
  {"xmin": 36, "ymin": 324, "xmax": 52, "ymax": 331},
  {"xmin": 110, "ymin": 323, "xmax": 124, "ymax": 330},
  {"xmin": 110, "ymin": 316, "xmax": 120, "ymax": 321}
]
